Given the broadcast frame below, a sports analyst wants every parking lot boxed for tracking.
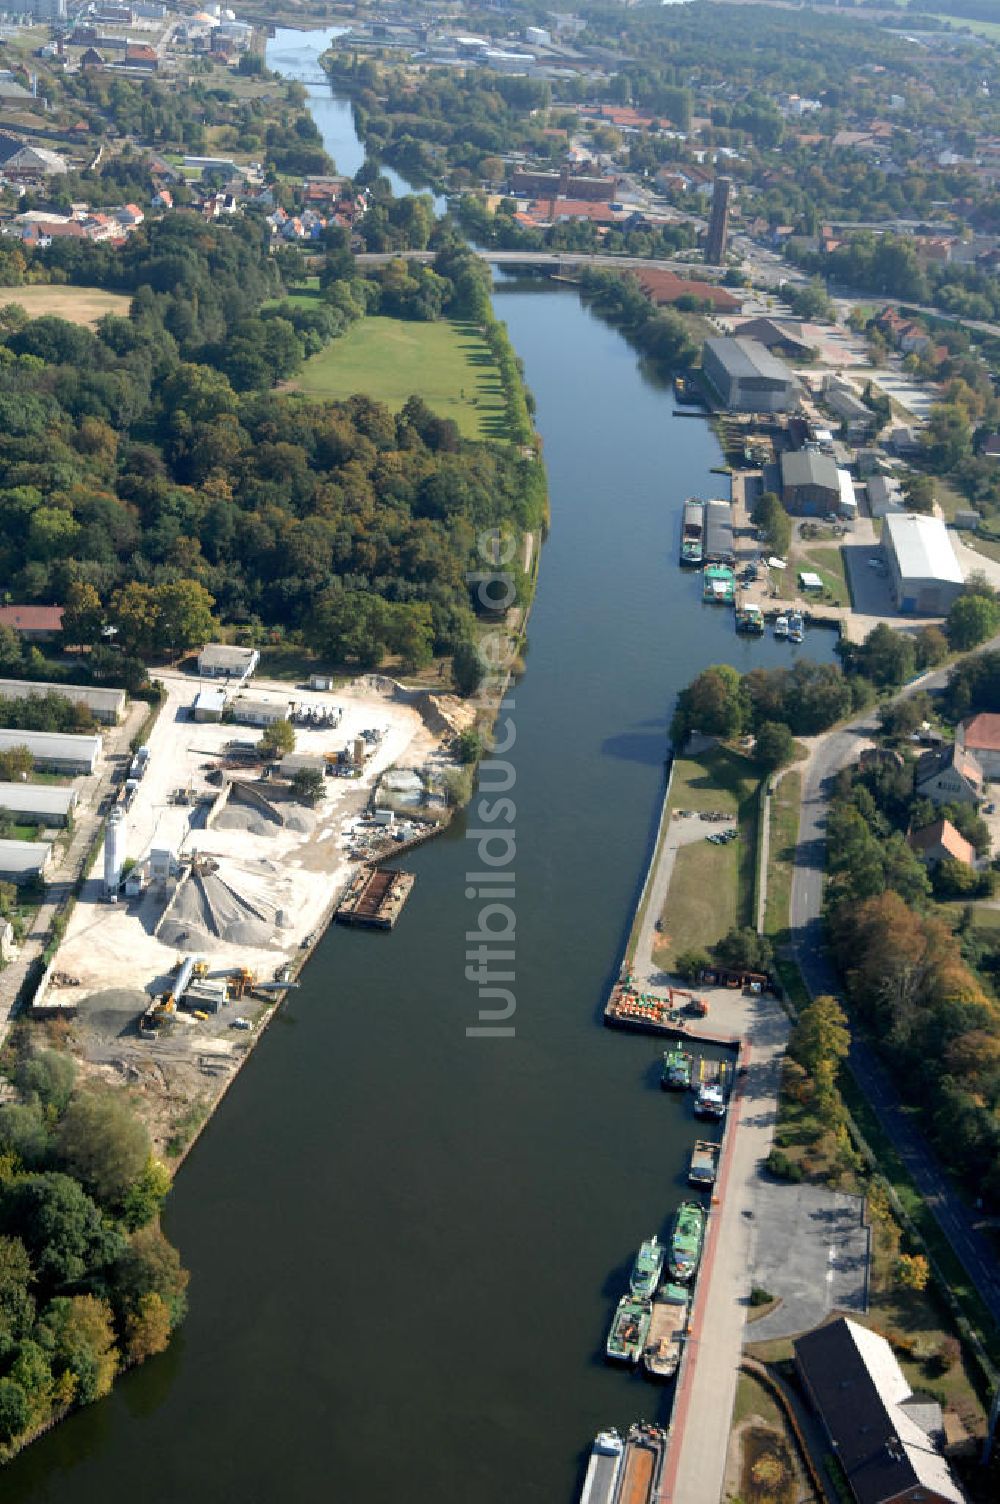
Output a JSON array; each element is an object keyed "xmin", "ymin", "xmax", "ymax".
[
  {"xmin": 842, "ymin": 541, "xmax": 898, "ymax": 617},
  {"xmin": 747, "ymin": 1181, "xmax": 871, "ymax": 1341}
]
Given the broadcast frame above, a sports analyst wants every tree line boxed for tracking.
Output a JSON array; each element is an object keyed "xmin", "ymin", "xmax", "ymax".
[{"xmin": 0, "ymin": 1037, "xmax": 187, "ymax": 1456}]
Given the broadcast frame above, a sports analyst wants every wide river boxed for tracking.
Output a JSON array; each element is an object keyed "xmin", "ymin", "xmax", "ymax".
[{"xmin": 4, "ymin": 30, "xmax": 835, "ymax": 1504}]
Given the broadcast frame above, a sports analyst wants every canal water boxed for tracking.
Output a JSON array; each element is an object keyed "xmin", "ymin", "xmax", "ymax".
[{"xmin": 2, "ymin": 32, "xmax": 836, "ymax": 1504}]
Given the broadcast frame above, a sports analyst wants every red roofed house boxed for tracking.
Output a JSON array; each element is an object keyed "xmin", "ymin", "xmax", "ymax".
[
  {"xmin": 907, "ymin": 818, "xmax": 975, "ymax": 869},
  {"xmin": 958, "ymin": 712, "xmax": 1000, "ymax": 779},
  {"xmin": 0, "ymin": 605, "xmax": 64, "ymax": 641}
]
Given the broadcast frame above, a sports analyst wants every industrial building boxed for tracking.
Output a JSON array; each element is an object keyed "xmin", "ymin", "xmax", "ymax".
[
  {"xmin": 231, "ymin": 697, "xmax": 291, "ymax": 728},
  {"xmin": 0, "ymin": 677, "xmax": 126, "ymax": 725},
  {"xmin": 278, "ymin": 753, "xmax": 329, "ymax": 779},
  {"xmin": 0, "ymin": 728, "xmax": 101, "ymax": 775},
  {"xmin": 795, "ymin": 1317, "xmax": 965, "ymax": 1504},
  {"xmin": 0, "ymin": 839, "xmax": 52, "ymax": 883},
  {"xmin": 0, "ymin": 782, "xmax": 77, "ymax": 826},
  {"xmin": 880, "ymin": 513, "xmax": 964, "ymax": 615},
  {"xmin": 701, "ymin": 338, "xmax": 800, "ymax": 413},
  {"xmin": 197, "ymin": 644, "xmax": 260, "ymax": 682},
  {"xmin": 193, "ymin": 687, "xmax": 227, "ymax": 723},
  {"xmin": 780, "ymin": 450, "xmax": 840, "ymax": 515}
]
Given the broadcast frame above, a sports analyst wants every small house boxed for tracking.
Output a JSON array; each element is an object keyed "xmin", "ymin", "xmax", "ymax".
[
  {"xmin": 915, "ymin": 744, "xmax": 984, "ymax": 806},
  {"xmin": 957, "ymin": 712, "xmax": 1000, "ymax": 780},
  {"xmin": 193, "ymin": 687, "xmax": 227, "ymax": 723},
  {"xmin": 907, "ymin": 818, "xmax": 975, "ymax": 869}
]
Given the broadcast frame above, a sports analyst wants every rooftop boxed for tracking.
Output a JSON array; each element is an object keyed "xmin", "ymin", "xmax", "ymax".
[
  {"xmin": 0, "ymin": 605, "xmax": 63, "ymax": 633},
  {"xmin": 704, "ymin": 336, "xmax": 797, "ymax": 387},
  {"xmin": 0, "ymin": 839, "xmax": 51, "ymax": 873},
  {"xmin": 884, "ymin": 513, "xmax": 964, "ymax": 584},
  {"xmin": 781, "ymin": 448, "xmax": 839, "ymax": 491},
  {"xmin": 961, "ymin": 711, "xmax": 1000, "ymax": 752},
  {"xmin": 907, "ymin": 818, "xmax": 975, "ymax": 866},
  {"xmin": 0, "ymin": 782, "xmax": 77, "ymax": 817}
]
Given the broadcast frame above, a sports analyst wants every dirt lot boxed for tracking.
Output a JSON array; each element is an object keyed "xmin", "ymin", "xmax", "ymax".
[
  {"xmin": 3, "ymin": 284, "xmax": 132, "ymax": 326},
  {"xmin": 43, "ymin": 668, "xmax": 472, "ymax": 1155}
]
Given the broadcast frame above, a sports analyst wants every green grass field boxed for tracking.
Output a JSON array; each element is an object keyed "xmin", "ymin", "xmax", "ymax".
[
  {"xmin": 764, "ymin": 770, "xmax": 802, "ymax": 942},
  {"xmin": 288, "ymin": 317, "xmax": 509, "ymax": 441},
  {"xmin": 928, "ymin": 12, "xmax": 1000, "ymax": 40}
]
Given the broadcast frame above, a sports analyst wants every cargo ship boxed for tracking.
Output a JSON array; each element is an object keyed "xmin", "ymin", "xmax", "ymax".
[
  {"xmin": 630, "ymin": 1235, "xmax": 665, "ymax": 1300},
  {"xmin": 643, "ymin": 1283, "xmax": 691, "ymax": 1379},
  {"xmin": 578, "ymin": 1428, "xmax": 624, "ymax": 1504},
  {"xmin": 688, "ymin": 1138, "xmax": 721, "ymax": 1189},
  {"xmin": 606, "ymin": 1295, "xmax": 653, "ymax": 1364},
  {"xmin": 661, "ymin": 1046, "xmax": 693, "ymax": 1091},
  {"xmin": 617, "ymin": 1422, "xmax": 669, "ymax": 1504},
  {"xmin": 703, "ymin": 498, "xmax": 735, "ymax": 564},
  {"xmin": 703, "ymin": 563, "xmax": 735, "ymax": 604},
  {"xmin": 788, "ymin": 610, "xmax": 805, "ymax": 644},
  {"xmin": 695, "ymin": 1079, "xmax": 727, "ymax": 1121},
  {"xmin": 667, "ymin": 1199, "xmax": 706, "ymax": 1283},
  {"xmin": 680, "ymin": 498, "xmax": 705, "ymax": 566}
]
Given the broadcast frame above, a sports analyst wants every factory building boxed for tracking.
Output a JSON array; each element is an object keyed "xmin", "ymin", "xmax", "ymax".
[
  {"xmin": 780, "ymin": 450, "xmax": 840, "ymax": 515},
  {"xmin": 0, "ymin": 839, "xmax": 52, "ymax": 883},
  {"xmin": 0, "ymin": 728, "xmax": 101, "ymax": 775},
  {"xmin": 880, "ymin": 513, "xmax": 964, "ymax": 615},
  {"xmin": 701, "ymin": 338, "xmax": 800, "ymax": 413},
  {"xmin": 0, "ymin": 782, "xmax": 77, "ymax": 826},
  {"xmin": 0, "ymin": 677, "xmax": 126, "ymax": 725},
  {"xmin": 231, "ymin": 696, "xmax": 291, "ymax": 728}
]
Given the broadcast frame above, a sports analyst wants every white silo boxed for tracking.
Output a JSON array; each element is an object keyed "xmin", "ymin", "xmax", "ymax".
[{"xmin": 104, "ymin": 807, "xmax": 127, "ymax": 902}]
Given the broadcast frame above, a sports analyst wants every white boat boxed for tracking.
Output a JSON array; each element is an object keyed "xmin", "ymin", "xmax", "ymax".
[
  {"xmin": 773, "ymin": 615, "xmax": 789, "ymax": 639},
  {"xmin": 695, "ymin": 1080, "xmax": 726, "ymax": 1120},
  {"xmin": 579, "ymin": 1429, "xmax": 624, "ymax": 1504},
  {"xmin": 788, "ymin": 612, "xmax": 804, "ymax": 643}
]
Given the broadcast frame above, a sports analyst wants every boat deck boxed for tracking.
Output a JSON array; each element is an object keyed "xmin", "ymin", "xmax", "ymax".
[
  {"xmin": 617, "ymin": 1425, "xmax": 667, "ymax": 1504},
  {"xmin": 335, "ymin": 865, "xmax": 415, "ymax": 928}
]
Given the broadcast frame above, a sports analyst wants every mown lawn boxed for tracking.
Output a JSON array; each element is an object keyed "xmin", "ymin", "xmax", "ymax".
[
  {"xmin": 654, "ymin": 745, "xmax": 762, "ymax": 967},
  {"xmin": 764, "ymin": 770, "xmax": 801, "ymax": 942},
  {"xmin": 778, "ymin": 543, "xmax": 849, "ymax": 606},
  {"xmin": 287, "ymin": 316, "xmax": 509, "ymax": 441}
]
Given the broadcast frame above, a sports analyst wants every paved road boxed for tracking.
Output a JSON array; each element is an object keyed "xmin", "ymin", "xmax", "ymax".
[
  {"xmin": 355, "ymin": 247, "xmax": 797, "ymax": 291},
  {"xmin": 789, "ymin": 663, "xmax": 1000, "ymax": 1327}
]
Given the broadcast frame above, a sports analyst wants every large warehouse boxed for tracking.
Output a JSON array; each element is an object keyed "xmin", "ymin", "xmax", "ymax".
[
  {"xmin": 881, "ymin": 513, "xmax": 964, "ymax": 615},
  {"xmin": 0, "ymin": 839, "xmax": 52, "ymax": 884},
  {"xmin": 701, "ymin": 337, "xmax": 800, "ymax": 413},
  {"xmin": 0, "ymin": 728, "xmax": 102, "ymax": 775},
  {"xmin": 780, "ymin": 450, "xmax": 840, "ymax": 515},
  {"xmin": 0, "ymin": 678, "xmax": 126, "ymax": 725},
  {"xmin": 0, "ymin": 782, "xmax": 78, "ymax": 826}
]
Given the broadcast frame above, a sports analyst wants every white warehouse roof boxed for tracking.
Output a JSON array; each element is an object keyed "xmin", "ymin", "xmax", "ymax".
[
  {"xmin": 0, "ymin": 677, "xmax": 125, "ymax": 720},
  {"xmin": 0, "ymin": 782, "xmax": 77, "ymax": 818},
  {"xmin": 884, "ymin": 513, "xmax": 963, "ymax": 584},
  {"xmin": 0, "ymin": 728, "xmax": 102, "ymax": 765},
  {"xmin": 0, "ymin": 838, "xmax": 51, "ymax": 875}
]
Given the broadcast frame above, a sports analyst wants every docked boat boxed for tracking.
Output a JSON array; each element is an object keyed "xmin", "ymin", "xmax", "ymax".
[
  {"xmin": 617, "ymin": 1421, "xmax": 668, "ymax": 1503},
  {"xmin": 788, "ymin": 610, "xmax": 804, "ymax": 644},
  {"xmin": 674, "ymin": 375, "xmax": 702, "ymax": 406},
  {"xmin": 703, "ymin": 563, "xmax": 735, "ymax": 604},
  {"xmin": 643, "ymin": 1283, "xmax": 691, "ymax": 1379},
  {"xmin": 773, "ymin": 614, "xmax": 789, "ymax": 639},
  {"xmin": 661, "ymin": 1046, "xmax": 693, "ymax": 1091},
  {"xmin": 680, "ymin": 498, "xmax": 705, "ymax": 566},
  {"xmin": 605, "ymin": 1295, "xmax": 653, "ymax": 1363},
  {"xmin": 704, "ymin": 498, "xmax": 735, "ymax": 565},
  {"xmin": 630, "ymin": 1235, "xmax": 665, "ymax": 1300},
  {"xmin": 688, "ymin": 1138, "xmax": 721, "ymax": 1189},
  {"xmin": 695, "ymin": 1079, "xmax": 727, "ymax": 1121},
  {"xmin": 579, "ymin": 1428, "xmax": 624, "ymax": 1504},
  {"xmin": 667, "ymin": 1199, "xmax": 706, "ymax": 1283},
  {"xmin": 735, "ymin": 603, "xmax": 764, "ymax": 635}
]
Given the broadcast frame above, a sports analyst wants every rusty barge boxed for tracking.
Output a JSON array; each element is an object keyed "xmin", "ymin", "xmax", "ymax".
[{"xmin": 335, "ymin": 865, "xmax": 415, "ymax": 929}]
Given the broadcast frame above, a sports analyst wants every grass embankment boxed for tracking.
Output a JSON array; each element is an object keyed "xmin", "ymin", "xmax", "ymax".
[
  {"xmin": 764, "ymin": 771, "xmax": 801, "ymax": 944},
  {"xmin": 288, "ymin": 316, "xmax": 510, "ymax": 442},
  {"xmin": 653, "ymin": 746, "xmax": 762, "ymax": 968},
  {"xmin": 0, "ymin": 285, "xmax": 132, "ymax": 327}
]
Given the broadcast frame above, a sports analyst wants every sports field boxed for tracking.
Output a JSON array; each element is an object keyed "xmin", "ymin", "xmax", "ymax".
[
  {"xmin": 0, "ymin": 285, "xmax": 132, "ymax": 327},
  {"xmin": 288, "ymin": 316, "xmax": 509, "ymax": 441}
]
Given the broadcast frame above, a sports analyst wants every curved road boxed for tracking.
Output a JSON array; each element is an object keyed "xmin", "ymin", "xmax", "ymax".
[{"xmin": 790, "ymin": 665, "xmax": 1000, "ymax": 1326}]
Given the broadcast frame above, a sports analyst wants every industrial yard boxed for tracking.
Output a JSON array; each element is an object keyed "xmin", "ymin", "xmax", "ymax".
[{"xmin": 38, "ymin": 667, "xmax": 473, "ymax": 1154}]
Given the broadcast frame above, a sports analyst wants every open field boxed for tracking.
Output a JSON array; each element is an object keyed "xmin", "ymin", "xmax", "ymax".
[
  {"xmin": 287, "ymin": 316, "xmax": 509, "ymax": 440},
  {"xmin": 929, "ymin": 12, "xmax": 1000, "ymax": 40},
  {"xmin": 779, "ymin": 543, "xmax": 849, "ymax": 607},
  {"xmin": 654, "ymin": 746, "xmax": 761, "ymax": 966},
  {"xmin": 2, "ymin": 285, "xmax": 132, "ymax": 326}
]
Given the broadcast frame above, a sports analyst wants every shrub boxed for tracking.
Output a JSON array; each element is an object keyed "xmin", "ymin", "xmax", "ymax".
[{"xmin": 766, "ymin": 1149, "xmax": 803, "ymax": 1182}]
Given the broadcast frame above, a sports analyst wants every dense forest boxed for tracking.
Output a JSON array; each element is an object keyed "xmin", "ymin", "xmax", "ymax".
[
  {"xmin": 0, "ymin": 215, "xmax": 544, "ymax": 685},
  {"xmin": 0, "ymin": 1035, "xmax": 186, "ymax": 1456}
]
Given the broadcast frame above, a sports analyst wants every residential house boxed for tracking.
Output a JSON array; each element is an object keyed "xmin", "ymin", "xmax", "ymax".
[
  {"xmin": 914, "ymin": 744, "xmax": 984, "ymax": 806},
  {"xmin": 957, "ymin": 712, "xmax": 1000, "ymax": 779},
  {"xmin": 795, "ymin": 1317, "xmax": 965, "ymax": 1504},
  {"xmin": 0, "ymin": 605, "xmax": 63, "ymax": 640},
  {"xmin": 907, "ymin": 818, "xmax": 975, "ymax": 869}
]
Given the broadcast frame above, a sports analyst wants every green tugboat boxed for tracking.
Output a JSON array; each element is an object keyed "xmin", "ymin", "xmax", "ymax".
[
  {"xmin": 629, "ymin": 1235, "xmax": 665, "ymax": 1300},
  {"xmin": 661, "ymin": 1047, "xmax": 693, "ymax": 1091},
  {"xmin": 703, "ymin": 563, "xmax": 735, "ymax": 604},
  {"xmin": 667, "ymin": 1200, "xmax": 706, "ymax": 1283},
  {"xmin": 605, "ymin": 1295, "xmax": 653, "ymax": 1364}
]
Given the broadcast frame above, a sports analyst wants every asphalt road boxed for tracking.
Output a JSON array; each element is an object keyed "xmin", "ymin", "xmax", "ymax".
[{"xmin": 789, "ymin": 663, "xmax": 1000, "ymax": 1327}]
